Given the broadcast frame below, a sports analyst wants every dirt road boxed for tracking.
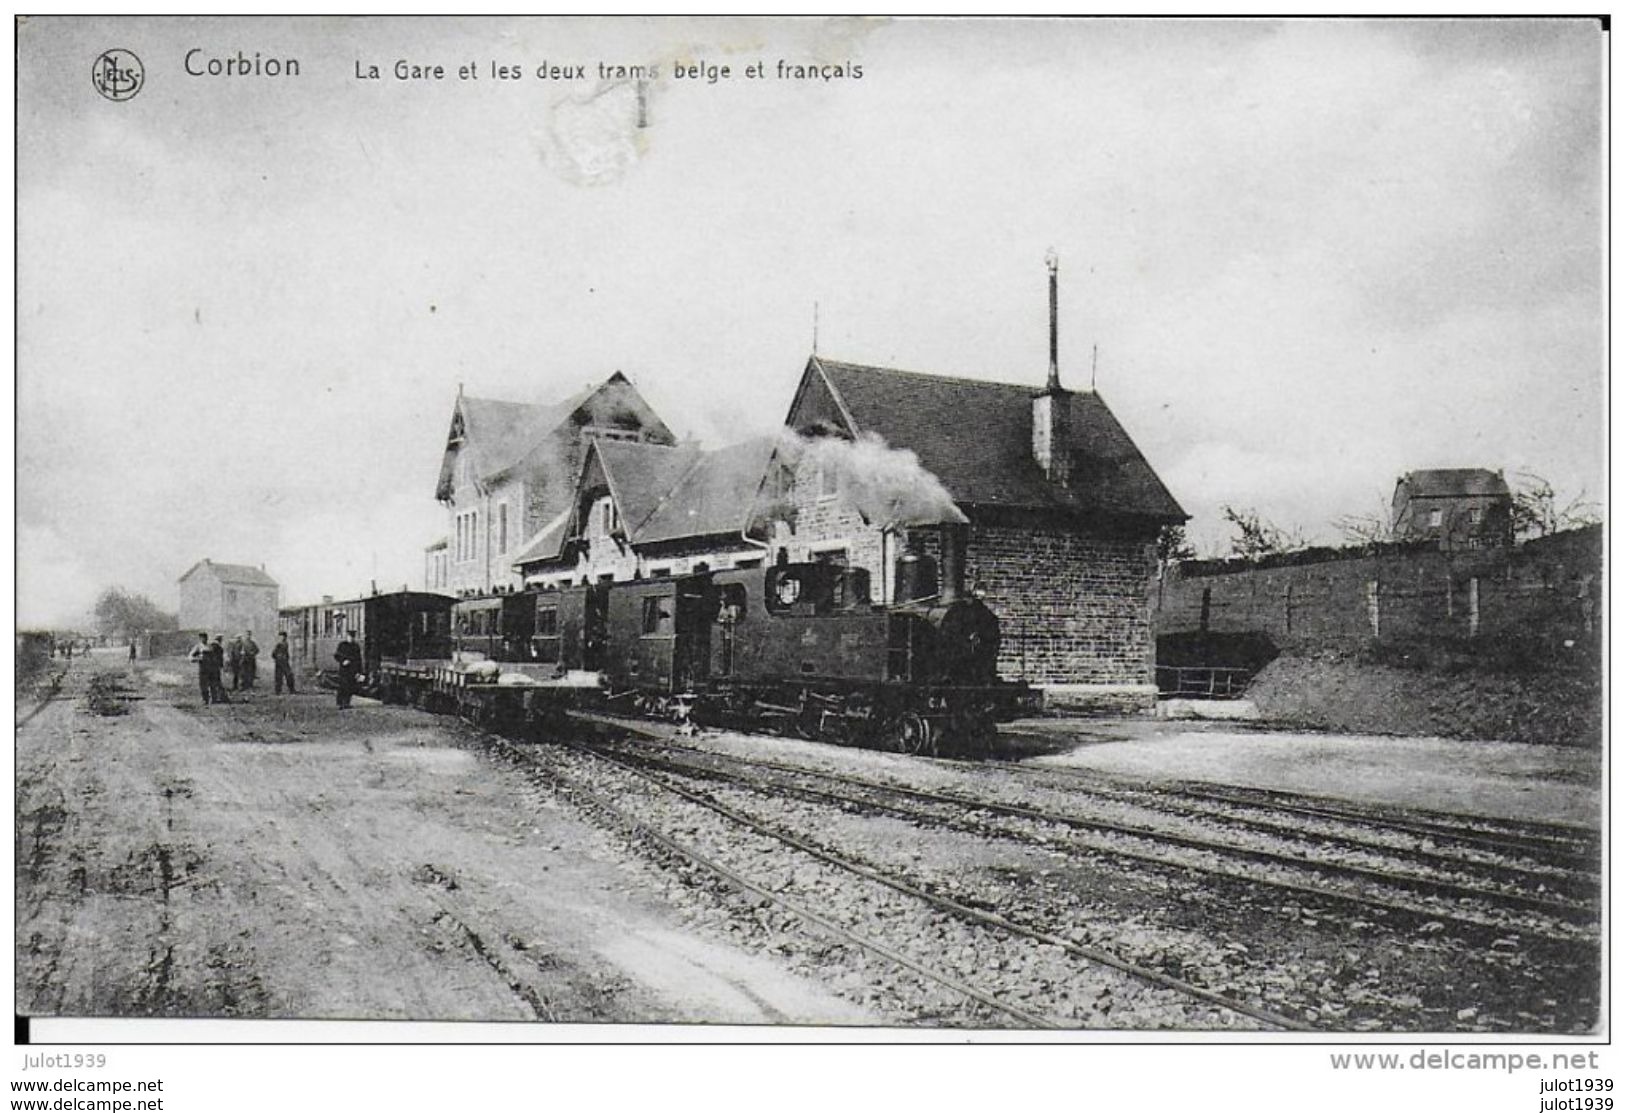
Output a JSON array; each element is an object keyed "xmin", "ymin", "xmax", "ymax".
[{"xmin": 15, "ymin": 654, "xmax": 872, "ymax": 1025}]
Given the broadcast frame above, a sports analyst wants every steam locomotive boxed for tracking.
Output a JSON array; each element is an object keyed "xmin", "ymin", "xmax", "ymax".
[{"xmin": 279, "ymin": 526, "xmax": 1035, "ymax": 755}]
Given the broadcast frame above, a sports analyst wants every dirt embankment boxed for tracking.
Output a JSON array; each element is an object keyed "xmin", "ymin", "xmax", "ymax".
[{"xmin": 1246, "ymin": 644, "xmax": 1602, "ymax": 748}]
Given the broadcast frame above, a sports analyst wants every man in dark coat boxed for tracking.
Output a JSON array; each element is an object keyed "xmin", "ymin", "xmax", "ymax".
[
  {"xmin": 240, "ymin": 631, "xmax": 260, "ymax": 689},
  {"xmin": 334, "ymin": 632, "xmax": 362, "ymax": 709},
  {"xmin": 189, "ymin": 632, "xmax": 211, "ymax": 704},
  {"xmin": 272, "ymin": 632, "xmax": 296, "ymax": 694},
  {"xmin": 207, "ymin": 636, "xmax": 230, "ymax": 704},
  {"xmin": 226, "ymin": 636, "xmax": 243, "ymax": 691}
]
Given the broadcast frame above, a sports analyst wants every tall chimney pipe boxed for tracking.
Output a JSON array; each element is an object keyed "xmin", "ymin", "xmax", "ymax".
[
  {"xmin": 1045, "ymin": 248, "xmax": 1060, "ymax": 392},
  {"xmin": 939, "ymin": 524, "xmax": 966, "ymax": 606}
]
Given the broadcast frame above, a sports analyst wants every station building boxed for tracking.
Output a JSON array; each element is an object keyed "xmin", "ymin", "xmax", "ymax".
[
  {"xmin": 514, "ymin": 436, "xmax": 776, "ymax": 588},
  {"xmin": 433, "ymin": 373, "xmax": 675, "ymax": 595},
  {"xmin": 757, "ymin": 355, "xmax": 1186, "ymax": 711}
]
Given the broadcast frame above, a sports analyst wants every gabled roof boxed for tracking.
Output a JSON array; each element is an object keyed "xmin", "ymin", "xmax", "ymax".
[
  {"xmin": 514, "ymin": 437, "xmax": 777, "ymax": 568},
  {"xmin": 791, "ymin": 356, "xmax": 1185, "ymax": 522},
  {"xmin": 1395, "ymin": 468, "xmax": 1511, "ymax": 500},
  {"xmin": 436, "ymin": 373, "xmax": 675, "ymax": 499},
  {"xmin": 595, "ymin": 440, "xmax": 702, "ymax": 536},
  {"xmin": 637, "ymin": 437, "xmax": 777, "ymax": 544},
  {"xmin": 458, "ymin": 393, "xmax": 588, "ymax": 481},
  {"xmin": 510, "ymin": 441, "xmax": 693, "ymax": 567},
  {"xmin": 512, "ymin": 508, "xmax": 574, "ymax": 567},
  {"xmin": 178, "ymin": 559, "xmax": 279, "ymax": 587}
]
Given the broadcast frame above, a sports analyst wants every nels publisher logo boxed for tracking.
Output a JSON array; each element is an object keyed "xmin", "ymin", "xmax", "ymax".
[{"xmin": 91, "ymin": 49, "xmax": 144, "ymax": 101}]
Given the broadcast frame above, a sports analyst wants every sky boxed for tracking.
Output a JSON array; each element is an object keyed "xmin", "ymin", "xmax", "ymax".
[{"xmin": 16, "ymin": 16, "xmax": 1605, "ymax": 628}]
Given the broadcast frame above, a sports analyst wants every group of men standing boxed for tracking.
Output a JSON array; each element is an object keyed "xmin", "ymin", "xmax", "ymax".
[
  {"xmin": 189, "ymin": 630, "xmax": 298, "ymax": 704},
  {"xmin": 189, "ymin": 629, "xmax": 358, "ymax": 708}
]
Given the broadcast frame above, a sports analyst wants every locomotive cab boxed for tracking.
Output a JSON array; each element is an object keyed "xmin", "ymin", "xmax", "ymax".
[
  {"xmin": 886, "ymin": 597, "xmax": 1001, "ymax": 685},
  {"xmin": 762, "ymin": 563, "xmax": 872, "ymax": 617}
]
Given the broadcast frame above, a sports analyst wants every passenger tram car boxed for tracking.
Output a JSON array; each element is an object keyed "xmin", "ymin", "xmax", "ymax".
[{"xmin": 278, "ymin": 590, "xmax": 456, "ymax": 688}]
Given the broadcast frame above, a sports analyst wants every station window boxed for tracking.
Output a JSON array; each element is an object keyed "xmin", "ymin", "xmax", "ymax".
[
  {"xmin": 818, "ymin": 462, "xmax": 839, "ymax": 498},
  {"xmin": 641, "ymin": 595, "xmax": 674, "ymax": 636}
]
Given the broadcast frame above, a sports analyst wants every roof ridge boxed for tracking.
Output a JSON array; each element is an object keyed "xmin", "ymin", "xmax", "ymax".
[
  {"xmin": 816, "ymin": 355, "xmax": 1060, "ymax": 396},
  {"xmin": 595, "ymin": 436, "xmax": 683, "ymax": 454}
]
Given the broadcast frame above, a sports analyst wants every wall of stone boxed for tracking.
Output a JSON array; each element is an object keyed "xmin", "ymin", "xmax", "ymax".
[
  {"xmin": 968, "ymin": 525, "xmax": 1156, "ymax": 687},
  {"xmin": 1155, "ymin": 526, "xmax": 1601, "ymax": 651}
]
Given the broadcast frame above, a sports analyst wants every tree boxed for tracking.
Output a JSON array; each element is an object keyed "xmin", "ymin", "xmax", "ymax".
[
  {"xmin": 1155, "ymin": 524, "xmax": 1196, "ymax": 575},
  {"xmin": 92, "ymin": 587, "xmax": 178, "ymax": 641},
  {"xmin": 1221, "ymin": 505, "xmax": 1302, "ymax": 562},
  {"xmin": 1333, "ymin": 492, "xmax": 1396, "ymax": 547},
  {"xmin": 1510, "ymin": 473, "xmax": 1601, "ymax": 540}
]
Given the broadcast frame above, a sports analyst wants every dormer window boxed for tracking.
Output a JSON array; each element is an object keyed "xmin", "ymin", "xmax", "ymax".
[{"xmin": 587, "ymin": 495, "xmax": 619, "ymax": 539}]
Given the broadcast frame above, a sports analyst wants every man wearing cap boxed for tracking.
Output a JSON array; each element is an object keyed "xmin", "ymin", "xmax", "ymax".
[
  {"xmin": 334, "ymin": 629, "xmax": 362, "ymax": 709},
  {"xmin": 272, "ymin": 632, "xmax": 296, "ymax": 694}
]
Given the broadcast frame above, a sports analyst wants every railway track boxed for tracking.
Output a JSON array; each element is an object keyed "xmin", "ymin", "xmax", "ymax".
[
  {"xmin": 573, "ymin": 718, "xmax": 1598, "ymax": 946},
  {"xmin": 478, "ymin": 724, "xmax": 1306, "ymax": 1030},
  {"xmin": 557, "ymin": 722, "xmax": 1600, "ymax": 1030},
  {"xmin": 968, "ymin": 757, "xmax": 1600, "ymax": 885},
  {"xmin": 480, "ymin": 732, "xmax": 1077, "ymax": 1028},
  {"xmin": 1002, "ymin": 762, "xmax": 1600, "ymax": 871}
]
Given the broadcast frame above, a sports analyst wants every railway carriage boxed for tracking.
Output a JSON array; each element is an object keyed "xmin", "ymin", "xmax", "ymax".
[
  {"xmin": 448, "ymin": 584, "xmax": 608, "ymax": 668},
  {"xmin": 278, "ymin": 590, "xmax": 455, "ymax": 687}
]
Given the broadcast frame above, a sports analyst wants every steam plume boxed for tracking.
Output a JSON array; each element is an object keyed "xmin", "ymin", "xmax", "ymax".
[{"xmin": 782, "ymin": 431, "xmax": 966, "ymax": 528}]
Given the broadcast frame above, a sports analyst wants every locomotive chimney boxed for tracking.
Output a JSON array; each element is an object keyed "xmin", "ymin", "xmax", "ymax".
[
  {"xmin": 939, "ymin": 523, "xmax": 967, "ymax": 605},
  {"xmin": 893, "ymin": 532, "xmax": 938, "ymax": 604},
  {"xmin": 1032, "ymin": 248, "xmax": 1073, "ymax": 487}
]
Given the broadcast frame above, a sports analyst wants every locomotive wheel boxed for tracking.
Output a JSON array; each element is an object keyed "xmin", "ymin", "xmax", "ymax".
[{"xmin": 889, "ymin": 711, "xmax": 935, "ymax": 756}]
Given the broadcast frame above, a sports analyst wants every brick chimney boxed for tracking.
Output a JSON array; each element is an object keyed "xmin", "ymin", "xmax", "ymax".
[{"xmin": 1032, "ymin": 249, "xmax": 1072, "ymax": 486}]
